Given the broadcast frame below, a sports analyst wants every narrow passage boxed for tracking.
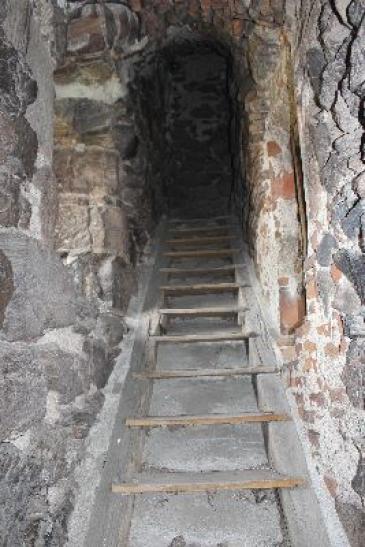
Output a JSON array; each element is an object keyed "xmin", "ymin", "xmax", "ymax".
[{"xmin": 111, "ymin": 215, "xmax": 305, "ymax": 545}]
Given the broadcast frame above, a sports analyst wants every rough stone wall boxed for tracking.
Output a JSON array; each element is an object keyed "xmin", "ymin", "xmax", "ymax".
[
  {"xmin": 283, "ymin": 2, "xmax": 365, "ymax": 543},
  {"xmin": 1, "ymin": 0, "xmax": 364, "ymax": 544},
  {"xmin": 0, "ymin": 2, "xmax": 128, "ymax": 544},
  {"xmin": 244, "ymin": 26, "xmax": 305, "ymax": 332}
]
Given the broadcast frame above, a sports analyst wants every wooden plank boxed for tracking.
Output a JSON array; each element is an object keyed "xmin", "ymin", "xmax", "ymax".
[
  {"xmin": 111, "ymin": 470, "xmax": 306, "ymax": 495},
  {"xmin": 135, "ymin": 366, "xmax": 277, "ymax": 379},
  {"xmin": 168, "ymin": 215, "xmax": 233, "ymax": 224},
  {"xmin": 170, "ymin": 225, "xmax": 234, "ymax": 236},
  {"xmin": 164, "ymin": 249, "xmax": 238, "ymax": 258},
  {"xmin": 160, "ymin": 282, "xmax": 240, "ymax": 295},
  {"xmin": 159, "ymin": 306, "xmax": 247, "ymax": 317},
  {"xmin": 166, "ymin": 235, "xmax": 233, "ymax": 245},
  {"xmin": 125, "ymin": 412, "xmax": 290, "ymax": 427},
  {"xmin": 160, "ymin": 264, "xmax": 244, "ymax": 276},
  {"xmin": 151, "ymin": 332, "xmax": 257, "ymax": 343}
]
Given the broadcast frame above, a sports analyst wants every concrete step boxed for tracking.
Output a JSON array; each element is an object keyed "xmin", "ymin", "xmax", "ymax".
[
  {"xmin": 128, "ymin": 490, "xmax": 285, "ymax": 546},
  {"xmin": 157, "ymin": 339, "xmax": 248, "ymax": 370},
  {"xmin": 149, "ymin": 377, "xmax": 258, "ymax": 416},
  {"xmin": 141, "ymin": 424, "xmax": 269, "ymax": 472}
]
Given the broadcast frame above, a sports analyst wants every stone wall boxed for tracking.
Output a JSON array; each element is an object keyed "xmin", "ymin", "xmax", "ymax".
[
  {"xmin": 284, "ymin": 1, "xmax": 365, "ymax": 543},
  {"xmin": 0, "ymin": 2, "xmax": 129, "ymax": 543},
  {"xmin": 1, "ymin": 0, "xmax": 364, "ymax": 544}
]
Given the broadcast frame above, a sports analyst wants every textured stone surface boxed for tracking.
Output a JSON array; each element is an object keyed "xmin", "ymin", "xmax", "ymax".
[
  {"xmin": 1, "ymin": 0, "xmax": 365, "ymax": 543},
  {"xmin": 0, "ymin": 231, "xmax": 76, "ymax": 341}
]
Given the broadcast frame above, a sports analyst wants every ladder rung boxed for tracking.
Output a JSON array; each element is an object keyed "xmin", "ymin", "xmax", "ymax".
[
  {"xmin": 134, "ymin": 367, "xmax": 277, "ymax": 379},
  {"xmin": 159, "ymin": 306, "xmax": 247, "ymax": 317},
  {"xmin": 125, "ymin": 412, "xmax": 290, "ymax": 428},
  {"xmin": 151, "ymin": 332, "xmax": 258, "ymax": 343},
  {"xmin": 111, "ymin": 470, "xmax": 306, "ymax": 495},
  {"xmin": 166, "ymin": 235, "xmax": 233, "ymax": 245},
  {"xmin": 170, "ymin": 226, "xmax": 235, "ymax": 235},
  {"xmin": 164, "ymin": 249, "xmax": 239, "ymax": 258},
  {"xmin": 168, "ymin": 215, "xmax": 233, "ymax": 224},
  {"xmin": 160, "ymin": 283, "xmax": 241, "ymax": 295},
  {"xmin": 160, "ymin": 264, "xmax": 245, "ymax": 276}
]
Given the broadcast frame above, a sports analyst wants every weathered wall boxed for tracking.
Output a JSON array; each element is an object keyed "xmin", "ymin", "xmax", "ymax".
[
  {"xmin": 1, "ymin": 0, "xmax": 364, "ymax": 544},
  {"xmin": 284, "ymin": 1, "xmax": 365, "ymax": 544},
  {"xmin": 0, "ymin": 2, "xmax": 128, "ymax": 544}
]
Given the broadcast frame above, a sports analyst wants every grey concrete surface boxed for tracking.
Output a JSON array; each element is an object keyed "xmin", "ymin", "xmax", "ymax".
[
  {"xmin": 149, "ymin": 377, "xmax": 258, "ymax": 416},
  {"xmin": 128, "ymin": 490, "xmax": 284, "ymax": 546},
  {"xmin": 157, "ymin": 341, "xmax": 248, "ymax": 370},
  {"xmin": 143, "ymin": 424, "xmax": 268, "ymax": 472}
]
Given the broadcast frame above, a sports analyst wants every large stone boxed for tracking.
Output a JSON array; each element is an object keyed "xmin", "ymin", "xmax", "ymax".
[
  {"xmin": 0, "ymin": 250, "xmax": 14, "ymax": 327},
  {"xmin": 54, "ymin": 147, "xmax": 119, "ymax": 196},
  {"xmin": 55, "ymin": 195, "xmax": 91, "ymax": 253},
  {"xmin": 0, "ymin": 341, "xmax": 47, "ymax": 438},
  {"xmin": 317, "ymin": 233, "xmax": 337, "ymax": 266},
  {"xmin": 0, "ymin": 230, "xmax": 76, "ymax": 341}
]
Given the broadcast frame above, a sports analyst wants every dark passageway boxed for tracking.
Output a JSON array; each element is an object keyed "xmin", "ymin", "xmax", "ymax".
[
  {"xmin": 132, "ymin": 39, "xmax": 236, "ymax": 220},
  {"xmin": 163, "ymin": 44, "xmax": 233, "ymax": 218}
]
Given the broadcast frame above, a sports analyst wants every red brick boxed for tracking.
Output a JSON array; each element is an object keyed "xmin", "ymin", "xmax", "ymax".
[
  {"xmin": 324, "ymin": 474, "xmax": 338, "ymax": 497},
  {"xmin": 306, "ymin": 277, "xmax": 318, "ymax": 299},
  {"xmin": 309, "ymin": 392, "xmax": 326, "ymax": 407},
  {"xmin": 279, "ymin": 288, "xmax": 305, "ymax": 334},
  {"xmin": 330, "ymin": 263, "xmax": 342, "ymax": 283},
  {"xmin": 267, "ymin": 140, "xmax": 282, "ymax": 156},
  {"xmin": 324, "ymin": 342, "xmax": 340, "ymax": 357},
  {"xmin": 272, "ymin": 171, "xmax": 296, "ymax": 200}
]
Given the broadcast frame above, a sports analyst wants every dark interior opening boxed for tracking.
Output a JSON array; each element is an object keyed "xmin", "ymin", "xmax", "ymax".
[{"xmin": 131, "ymin": 37, "xmax": 239, "ymax": 221}]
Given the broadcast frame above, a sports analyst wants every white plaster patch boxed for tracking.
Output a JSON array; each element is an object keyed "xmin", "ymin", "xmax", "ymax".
[
  {"xmin": 8, "ymin": 429, "xmax": 32, "ymax": 451},
  {"xmin": 37, "ymin": 326, "xmax": 85, "ymax": 356},
  {"xmin": 55, "ymin": 75, "xmax": 126, "ymax": 104},
  {"xmin": 21, "ymin": 181, "xmax": 42, "ymax": 240},
  {"xmin": 45, "ymin": 390, "xmax": 61, "ymax": 425}
]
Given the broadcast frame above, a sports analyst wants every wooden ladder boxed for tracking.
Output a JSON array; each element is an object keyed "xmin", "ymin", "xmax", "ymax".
[{"xmin": 112, "ymin": 216, "xmax": 305, "ymax": 496}]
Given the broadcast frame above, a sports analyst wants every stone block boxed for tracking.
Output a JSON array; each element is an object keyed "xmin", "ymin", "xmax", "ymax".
[
  {"xmin": 317, "ymin": 233, "xmax": 337, "ymax": 266},
  {"xmin": 37, "ymin": 343, "xmax": 88, "ymax": 406},
  {"xmin": 54, "ymin": 148, "xmax": 119, "ymax": 196},
  {"xmin": 95, "ymin": 309, "xmax": 127, "ymax": 347},
  {"xmin": 0, "ymin": 250, "xmax": 14, "ymax": 327},
  {"xmin": 73, "ymin": 99, "xmax": 114, "ymax": 135},
  {"xmin": 56, "ymin": 196, "xmax": 91, "ymax": 252},
  {"xmin": 67, "ymin": 12, "xmax": 106, "ymax": 55},
  {"xmin": 0, "ymin": 230, "xmax": 76, "ymax": 341},
  {"xmin": 102, "ymin": 205, "xmax": 129, "ymax": 256},
  {"xmin": 55, "ymin": 58, "xmax": 115, "ymax": 88},
  {"xmin": 334, "ymin": 250, "xmax": 365, "ymax": 304},
  {"xmin": 83, "ymin": 337, "xmax": 112, "ymax": 389},
  {"xmin": 0, "ymin": 341, "xmax": 47, "ymax": 438}
]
